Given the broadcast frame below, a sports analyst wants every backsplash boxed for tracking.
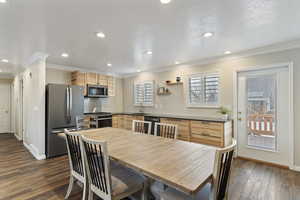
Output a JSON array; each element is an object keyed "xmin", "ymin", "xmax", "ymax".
[{"xmin": 84, "ymin": 98, "xmax": 102, "ymax": 113}]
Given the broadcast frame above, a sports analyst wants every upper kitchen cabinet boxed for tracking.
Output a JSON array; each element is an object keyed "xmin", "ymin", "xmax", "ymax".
[
  {"xmin": 71, "ymin": 71, "xmax": 116, "ymax": 97},
  {"xmin": 98, "ymin": 74, "xmax": 108, "ymax": 86},
  {"xmin": 71, "ymin": 71, "xmax": 86, "ymax": 95},
  {"xmin": 86, "ymin": 73, "xmax": 98, "ymax": 85}
]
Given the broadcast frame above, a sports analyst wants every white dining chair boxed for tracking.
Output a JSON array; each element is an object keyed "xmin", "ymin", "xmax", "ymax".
[
  {"xmin": 151, "ymin": 139, "xmax": 237, "ymax": 200},
  {"xmin": 154, "ymin": 122, "xmax": 178, "ymax": 139},
  {"xmin": 132, "ymin": 120, "xmax": 152, "ymax": 134},
  {"xmin": 64, "ymin": 129, "xmax": 87, "ymax": 200},
  {"xmin": 80, "ymin": 136, "xmax": 146, "ymax": 200}
]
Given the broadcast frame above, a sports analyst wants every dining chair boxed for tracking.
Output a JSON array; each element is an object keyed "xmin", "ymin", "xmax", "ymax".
[
  {"xmin": 150, "ymin": 139, "xmax": 237, "ymax": 200},
  {"xmin": 80, "ymin": 136, "xmax": 146, "ymax": 200},
  {"xmin": 154, "ymin": 122, "xmax": 178, "ymax": 139},
  {"xmin": 76, "ymin": 115, "xmax": 90, "ymax": 130},
  {"xmin": 64, "ymin": 129, "xmax": 87, "ymax": 200},
  {"xmin": 132, "ymin": 120, "xmax": 152, "ymax": 134}
]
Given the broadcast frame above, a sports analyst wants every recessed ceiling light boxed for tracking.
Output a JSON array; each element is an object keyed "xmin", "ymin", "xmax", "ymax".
[
  {"xmin": 175, "ymin": 61, "xmax": 180, "ymax": 65},
  {"xmin": 1, "ymin": 59, "xmax": 8, "ymax": 63},
  {"xmin": 224, "ymin": 51, "xmax": 232, "ymax": 55},
  {"xmin": 61, "ymin": 53, "xmax": 69, "ymax": 58},
  {"xmin": 160, "ymin": 0, "xmax": 171, "ymax": 4},
  {"xmin": 203, "ymin": 32, "xmax": 214, "ymax": 38},
  {"xmin": 107, "ymin": 63, "xmax": 112, "ymax": 67},
  {"xmin": 0, "ymin": 0, "xmax": 7, "ymax": 3},
  {"xmin": 146, "ymin": 50, "xmax": 153, "ymax": 55},
  {"xmin": 96, "ymin": 32, "xmax": 106, "ymax": 38},
  {"xmin": 137, "ymin": 69, "xmax": 141, "ymax": 73}
]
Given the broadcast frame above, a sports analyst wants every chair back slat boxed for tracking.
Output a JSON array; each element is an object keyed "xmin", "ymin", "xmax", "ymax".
[
  {"xmin": 65, "ymin": 130, "xmax": 84, "ymax": 177},
  {"xmin": 154, "ymin": 122, "xmax": 178, "ymax": 139},
  {"xmin": 132, "ymin": 120, "xmax": 152, "ymax": 134},
  {"xmin": 212, "ymin": 139, "xmax": 236, "ymax": 200},
  {"xmin": 81, "ymin": 136, "xmax": 112, "ymax": 198},
  {"xmin": 76, "ymin": 115, "xmax": 90, "ymax": 130}
]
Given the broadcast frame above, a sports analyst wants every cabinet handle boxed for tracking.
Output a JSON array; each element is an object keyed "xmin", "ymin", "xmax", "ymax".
[{"xmin": 201, "ymin": 133, "xmax": 210, "ymax": 137}]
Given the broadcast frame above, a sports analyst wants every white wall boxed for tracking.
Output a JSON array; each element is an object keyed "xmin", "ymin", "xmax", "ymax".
[
  {"xmin": 12, "ymin": 75, "xmax": 22, "ymax": 140},
  {"xmin": 123, "ymin": 48, "xmax": 300, "ymax": 167},
  {"xmin": 46, "ymin": 68, "xmax": 71, "ymax": 85},
  {"xmin": 22, "ymin": 54, "xmax": 47, "ymax": 160}
]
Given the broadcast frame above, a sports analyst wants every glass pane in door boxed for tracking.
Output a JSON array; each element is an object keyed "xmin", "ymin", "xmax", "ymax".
[{"xmin": 246, "ymin": 74, "xmax": 277, "ymax": 151}]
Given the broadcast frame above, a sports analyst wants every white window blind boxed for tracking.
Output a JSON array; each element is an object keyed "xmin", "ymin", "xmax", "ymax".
[
  {"xmin": 188, "ymin": 73, "xmax": 219, "ymax": 106},
  {"xmin": 134, "ymin": 81, "xmax": 154, "ymax": 106}
]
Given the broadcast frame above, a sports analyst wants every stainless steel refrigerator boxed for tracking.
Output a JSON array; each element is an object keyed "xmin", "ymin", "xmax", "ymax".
[{"xmin": 46, "ymin": 84, "xmax": 84, "ymax": 158}]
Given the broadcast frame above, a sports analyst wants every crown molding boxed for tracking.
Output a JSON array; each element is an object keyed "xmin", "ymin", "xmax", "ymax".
[
  {"xmin": 46, "ymin": 63, "xmax": 122, "ymax": 78},
  {"xmin": 122, "ymin": 38, "xmax": 300, "ymax": 78}
]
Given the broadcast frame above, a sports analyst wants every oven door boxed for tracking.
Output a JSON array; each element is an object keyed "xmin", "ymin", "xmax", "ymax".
[{"xmin": 98, "ymin": 117, "xmax": 112, "ymax": 128}]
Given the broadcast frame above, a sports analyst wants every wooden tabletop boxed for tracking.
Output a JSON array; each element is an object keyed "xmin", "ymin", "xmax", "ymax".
[{"xmin": 73, "ymin": 128, "xmax": 216, "ymax": 195}]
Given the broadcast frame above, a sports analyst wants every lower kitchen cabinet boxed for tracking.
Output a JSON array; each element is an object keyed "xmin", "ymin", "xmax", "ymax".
[
  {"xmin": 190, "ymin": 120, "xmax": 232, "ymax": 147},
  {"xmin": 112, "ymin": 115, "xmax": 144, "ymax": 130}
]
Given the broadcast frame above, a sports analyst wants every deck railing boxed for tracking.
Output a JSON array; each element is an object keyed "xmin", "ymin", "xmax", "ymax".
[{"xmin": 247, "ymin": 114, "xmax": 275, "ymax": 136}]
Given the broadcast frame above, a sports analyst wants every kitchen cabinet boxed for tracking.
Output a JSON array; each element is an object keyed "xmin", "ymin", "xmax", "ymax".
[
  {"xmin": 71, "ymin": 71, "xmax": 116, "ymax": 97},
  {"xmin": 160, "ymin": 118, "xmax": 191, "ymax": 141},
  {"xmin": 97, "ymin": 74, "xmax": 108, "ymax": 86},
  {"xmin": 112, "ymin": 115, "xmax": 124, "ymax": 129},
  {"xmin": 71, "ymin": 71, "xmax": 86, "ymax": 95},
  {"xmin": 190, "ymin": 120, "xmax": 232, "ymax": 147},
  {"xmin": 86, "ymin": 73, "xmax": 98, "ymax": 85},
  {"xmin": 112, "ymin": 115, "xmax": 144, "ymax": 130}
]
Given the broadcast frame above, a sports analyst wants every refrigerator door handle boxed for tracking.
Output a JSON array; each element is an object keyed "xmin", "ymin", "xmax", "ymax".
[
  {"xmin": 69, "ymin": 87, "xmax": 73, "ymax": 118},
  {"xmin": 66, "ymin": 87, "xmax": 70, "ymax": 122}
]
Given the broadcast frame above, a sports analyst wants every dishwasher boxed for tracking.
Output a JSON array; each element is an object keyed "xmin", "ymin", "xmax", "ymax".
[{"xmin": 144, "ymin": 116, "xmax": 160, "ymax": 135}]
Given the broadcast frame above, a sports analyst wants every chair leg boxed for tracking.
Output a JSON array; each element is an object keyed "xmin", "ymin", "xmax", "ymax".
[
  {"xmin": 65, "ymin": 175, "xmax": 75, "ymax": 199},
  {"xmin": 82, "ymin": 181, "xmax": 88, "ymax": 200},
  {"xmin": 88, "ymin": 187, "xmax": 94, "ymax": 200}
]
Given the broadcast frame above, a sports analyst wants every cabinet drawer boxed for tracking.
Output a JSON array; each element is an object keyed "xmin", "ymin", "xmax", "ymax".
[
  {"xmin": 191, "ymin": 120, "xmax": 223, "ymax": 131},
  {"xmin": 191, "ymin": 127, "xmax": 222, "ymax": 138}
]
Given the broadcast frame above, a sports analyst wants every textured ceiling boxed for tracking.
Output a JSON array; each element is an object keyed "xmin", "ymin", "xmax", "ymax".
[{"xmin": 0, "ymin": 0, "xmax": 300, "ymax": 75}]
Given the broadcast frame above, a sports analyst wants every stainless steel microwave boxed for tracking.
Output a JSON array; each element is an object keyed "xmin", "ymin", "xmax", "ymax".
[{"xmin": 86, "ymin": 85, "xmax": 108, "ymax": 98}]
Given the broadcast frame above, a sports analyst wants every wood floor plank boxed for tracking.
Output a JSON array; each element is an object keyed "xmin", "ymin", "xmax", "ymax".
[{"xmin": 0, "ymin": 133, "xmax": 299, "ymax": 200}]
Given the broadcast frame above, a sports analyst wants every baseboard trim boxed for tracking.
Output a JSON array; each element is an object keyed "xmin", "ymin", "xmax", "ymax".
[
  {"xmin": 14, "ymin": 133, "xmax": 22, "ymax": 141},
  {"xmin": 23, "ymin": 142, "xmax": 46, "ymax": 160},
  {"xmin": 237, "ymin": 156, "xmax": 289, "ymax": 169}
]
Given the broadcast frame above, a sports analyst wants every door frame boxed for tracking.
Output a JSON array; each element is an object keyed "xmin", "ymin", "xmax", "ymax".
[
  {"xmin": 0, "ymin": 81, "xmax": 12, "ymax": 133},
  {"xmin": 233, "ymin": 62, "xmax": 294, "ymax": 169}
]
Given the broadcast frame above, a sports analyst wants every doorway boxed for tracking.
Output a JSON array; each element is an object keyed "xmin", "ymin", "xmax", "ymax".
[
  {"xmin": 0, "ymin": 82, "xmax": 11, "ymax": 133},
  {"xmin": 236, "ymin": 64, "xmax": 293, "ymax": 167}
]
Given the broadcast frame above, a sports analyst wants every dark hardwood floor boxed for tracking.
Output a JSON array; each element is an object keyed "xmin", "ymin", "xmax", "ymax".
[{"xmin": 0, "ymin": 133, "xmax": 299, "ymax": 200}]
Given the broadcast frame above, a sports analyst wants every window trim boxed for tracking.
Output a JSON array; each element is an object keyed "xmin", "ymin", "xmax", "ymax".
[
  {"xmin": 133, "ymin": 80, "xmax": 155, "ymax": 107},
  {"xmin": 185, "ymin": 72, "xmax": 221, "ymax": 108}
]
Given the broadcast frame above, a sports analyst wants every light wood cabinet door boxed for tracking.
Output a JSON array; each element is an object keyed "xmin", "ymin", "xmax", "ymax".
[
  {"xmin": 71, "ymin": 71, "xmax": 87, "ymax": 95},
  {"xmin": 190, "ymin": 120, "xmax": 224, "ymax": 147},
  {"xmin": 86, "ymin": 73, "xmax": 98, "ymax": 85},
  {"xmin": 107, "ymin": 76, "xmax": 115, "ymax": 96},
  {"xmin": 160, "ymin": 118, "xmax": 191, "ymax": 141},
  {"xmin": 97, "ymin": 75, "xmax": 108, "ymax": 86}
]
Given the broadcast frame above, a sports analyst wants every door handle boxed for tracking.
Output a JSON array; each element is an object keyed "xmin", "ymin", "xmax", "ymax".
[
  {"xmin": 238, "ymin": 118, "xmax": 242, "ymax": 121},
  {"xmin": 5, "ymin": 110, "xmax": 8, "ymax": 114}
]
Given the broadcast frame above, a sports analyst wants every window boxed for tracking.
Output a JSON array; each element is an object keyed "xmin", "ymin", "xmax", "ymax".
[
  {"xmin": 134, "ymin": 81, "xmax": 154, "ymax": 106},
  {"xmin": 186, "ymin": 73, "xmax": 220, "ymax": 107}
]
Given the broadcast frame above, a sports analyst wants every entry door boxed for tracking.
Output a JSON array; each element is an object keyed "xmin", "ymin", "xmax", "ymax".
[
  {"xmin": 237, "ymin": 66, "xmax": 291, "ymax": 166},
  {"xmin": 0, "ymin": 83, "xmax": 11, "ymax": 133}
]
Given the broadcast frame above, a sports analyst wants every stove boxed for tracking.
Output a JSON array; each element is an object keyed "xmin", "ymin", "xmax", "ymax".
[{"xmin": 85, "ymin": 112, "xmax": 112, "ymax": 128}]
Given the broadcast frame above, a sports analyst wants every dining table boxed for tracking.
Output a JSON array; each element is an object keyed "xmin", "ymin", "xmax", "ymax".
[{"xmin": 71, "ymin": 127, "xmax": 216, "ymax": 198}]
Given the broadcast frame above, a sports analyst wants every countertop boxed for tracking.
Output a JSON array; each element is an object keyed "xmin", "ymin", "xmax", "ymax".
[{"xmin": 111, "ymin": 112, "xmax": 231, "ymax": 123}]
